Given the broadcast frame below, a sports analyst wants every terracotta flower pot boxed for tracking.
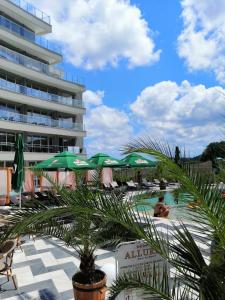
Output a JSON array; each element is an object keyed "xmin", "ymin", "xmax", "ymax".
[{"xmin": 72, "ymin": 270, "xmax": 107, "ymax": 300}]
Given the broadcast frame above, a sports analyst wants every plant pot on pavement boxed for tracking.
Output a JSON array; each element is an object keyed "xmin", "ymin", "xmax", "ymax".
[
  {"xmin": 72, "ymin": 270, "xmax": 107, "ymax": 300},
  {"xmin": 159, "ymin": 181, "xmax": 166, "ymax": 190}
]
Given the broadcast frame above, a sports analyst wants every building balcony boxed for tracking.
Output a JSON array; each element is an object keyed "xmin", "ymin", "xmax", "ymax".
[
  {"xmin": 0, "ymin": 53, "xmax": 84, "ymax": 93},
  {"xmin": 0, "ymin": 45, "xmax": 83, "ymax": 85},
  {"xmin": 0, "ymin": 77, "xmax": 84, "ymax": 110},
  {"xmin": 9, "ymin": 0, "xmax": 51, "ymax": 25},
  {"xmin": 0, "ymin": 28, "xmax": 61, "ymax": 64},
  {"xmin": 0, "ymin": 119, "xmax": 86, "ymax": 137},
  {"xmin": 0, "ymin": 15, "xmax": 60, "ymax": 54},
  {"xmin": 0, "ymin": 142, "xmax": 86, "ymax": 155},
  {"xmin": 1, "ymin": 0, "xmax": 51, "ymax": 35},
  {"xmin": 0, "ymin": 110, "xmax": 84, "ymax": 131},
  {"xmin": 0, "ymin": 149, "xmax": 86, "ymax": 163}
]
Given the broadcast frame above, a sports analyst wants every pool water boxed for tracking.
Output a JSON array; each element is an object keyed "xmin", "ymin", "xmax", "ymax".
[
  {"xmin": 136, "ymin": 192, "xmax": 193, "ymax": 221},
  {"xmin": 137, "ymin": 192, "xmax": 176, "ymax": 211}
]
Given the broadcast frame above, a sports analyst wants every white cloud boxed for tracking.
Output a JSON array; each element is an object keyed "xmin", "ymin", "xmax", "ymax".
[
  {"xmin": 85, "ymin": 104, "xmax": 133, "ymax": 155},
  {"xmin": 84, "ymin": 82, "xmax": 224, "ymax": 157},
  {"xmin": 178, "ymin": 0, "xmax": 225, "ymax": 83},
  {"xmin": 30, "ymin": 0, "xmax": 160, "ymax": 69},
  {"xmin": 83, "ymin": 90, "xmax": 104, "ymax": 108},
  {"xmin": 83, "ymin": 90, "xmax": 132, "ymax": 155},
  {"xmin": 130, "ymin": 80, "xmax": 225, "ymax": 155}
]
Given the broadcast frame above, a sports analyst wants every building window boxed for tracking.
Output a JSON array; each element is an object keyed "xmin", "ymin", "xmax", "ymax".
[
  {"xmin": 59, "ymin": 137, "xmax": 76, "ymax": 148},
  {"xmin": 33, "ymin": 176, "xmax": 41, "ymax": 189},
  {"xmin": 0, "ymin": 131, "xmax": 15, "ymax": 151},
  {"xmin": 27, "ymin": 135, "xmax": 54, "ymax": 152},
  {"xmin": 0, "ymin": 132, "xmax": 6, "ymax": 144}
]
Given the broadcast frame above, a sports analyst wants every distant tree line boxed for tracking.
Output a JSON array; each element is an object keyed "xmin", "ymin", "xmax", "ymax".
[
  {"xmin": 174, "ymin": 142, "xmax": 225, "ymax": 174},
  {"xmin": 201, "ymin": 141, "xmax": 225, "ymax": 162}
]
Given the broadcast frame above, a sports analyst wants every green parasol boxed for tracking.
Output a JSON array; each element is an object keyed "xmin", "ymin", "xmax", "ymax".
[
  {"xmin": 88, "ymin": 153, "xmax": 125, "ymax": 168},
  {"xmin": 121, "ymin": 153, "xmax": 157, "ymax": 168},
  {"xmin": 34, "ymin": 151, "xmax": 96, "ymax": 170},
  {"xmin": 11, "ymin": 133, "xmax": 25, "ymax": 208}
]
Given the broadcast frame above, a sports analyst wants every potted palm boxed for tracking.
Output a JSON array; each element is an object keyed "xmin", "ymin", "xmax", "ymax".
[
  {"xmin": 2, "ymin": 182, "xmax": 138, "ymax": 300},
  {"xmin": 71, "ymin": 218, "xmax": 107, "ymax": 300},
  {"xmin": 2, "ymin": 186, "xmax": 117, "ymax": 300}
]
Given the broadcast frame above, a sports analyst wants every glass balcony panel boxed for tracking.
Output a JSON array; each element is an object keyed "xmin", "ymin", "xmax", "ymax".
[
  {"xmin": 0, "ymin": 109, "xmax": 84, "ymax": 131},
  {"xmin": 0, "ymin": 16, "xmax": 60, "ymax": 54},
  {"xmin": 59, "ymin": 120, "xmax": 72, "ymax": 129},
  {"xmin": 0, "ymin": 142, "xmax": 84, "ymax": 154},
  {"xmin": 0, "ymin": 77, "xmax": 83, "ymax": 108},
  {"xmin": 0, "ymin": 45, "xmax": 83, "ymax": 84},
  {"xmin": 9, "ymin": 0, "xmax": 51, "ymax": 25}
]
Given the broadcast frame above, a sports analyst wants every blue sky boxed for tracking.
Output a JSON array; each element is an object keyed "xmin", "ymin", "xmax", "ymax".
[
  {"xmin": 75, "ymin": 0, "xmax": 218, "ymax": 107},
  {"xmin": 30, "ymin": 0, "xmax": 225, "ymax": 157}
]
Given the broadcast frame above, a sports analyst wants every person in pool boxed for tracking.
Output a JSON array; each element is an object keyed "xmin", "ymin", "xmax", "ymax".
[{"xmin": 154, "ymin": 196, "xmax": 170, "ymax": 218}]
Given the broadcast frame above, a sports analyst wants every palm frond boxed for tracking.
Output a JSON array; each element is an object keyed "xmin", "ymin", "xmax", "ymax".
[
  {"xmin": 124, "ymin": 137, "xmax": 203, "ymax": 199},
  {"xmin": 109, "ymin": 264, "xmax": 192, "ymax": 300},
  {"xmin": 2, "ymin": 151, "xmax": 224, "ymax": 300},
  {"xmin": 124, "ymin": 138, "xmax": 225, "ymax": 241}
]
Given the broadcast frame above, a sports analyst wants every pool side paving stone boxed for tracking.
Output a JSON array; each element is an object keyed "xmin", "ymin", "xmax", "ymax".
[{"xmin": 0, "ymin": 237, "xmax": 116, "ymax": 300}]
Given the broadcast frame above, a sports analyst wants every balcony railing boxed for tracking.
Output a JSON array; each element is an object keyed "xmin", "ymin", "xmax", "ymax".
[
  {"xmin": 0, "ymin": 142, "xmax": 85, "ymax": 154},
  {"xmin": 0, "ymin": 15, "xmax": 61, "ymax": 54},
  {"xmin": 0, "ymin": 78, "xmax": 83, "ymax": 108},
  {"xmin": 0, "ymin": 110, "xmax": 84, "ymax": 131},
  {"xmin": 0, "ymin": 142, "xmax": 63, "ymax": 153},
  {"xmin": 9, "ymin": 0, "xmax": 51, "ymax": 25},
  {"xmin": 0, "ymin": 45, "xmax": 83, "ymax": 85},
  {"xmin": 0, "ymin": 45, "xmax": 49, "ymax": 73}
]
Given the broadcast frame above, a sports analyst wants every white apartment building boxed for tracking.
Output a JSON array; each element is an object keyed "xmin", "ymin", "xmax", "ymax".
[{"xmin": 0, "ymin": 0, "xmax": 86, "ymax": 167}]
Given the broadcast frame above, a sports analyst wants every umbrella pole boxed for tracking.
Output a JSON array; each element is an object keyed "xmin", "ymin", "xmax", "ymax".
[{"xmin": 19, "ymin": 188, "xmax": 22, "ymax": 209}]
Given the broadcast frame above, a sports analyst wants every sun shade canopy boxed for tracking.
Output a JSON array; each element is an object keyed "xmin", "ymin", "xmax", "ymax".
[
  {"xmin": 34, "ymin": 151, "xmax": 96, "ymax": 170},
  {"xmin": 121, "ymin": 153, "xmax": 157, "ymax": 168},
  {"xmin": 88, "ymin": 153, "xmax": 125, "ymax": 168}
]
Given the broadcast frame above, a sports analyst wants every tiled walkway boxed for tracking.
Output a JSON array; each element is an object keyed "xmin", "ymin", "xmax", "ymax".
[
  {"xmin": 0, "ymin": 217, "xmax": 210, "ymax": 300},
  {"xmin": 0, "ymin": 237, "xmax": 116, "ymax": 300}
]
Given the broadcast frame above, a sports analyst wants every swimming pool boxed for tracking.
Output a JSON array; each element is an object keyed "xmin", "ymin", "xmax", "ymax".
[{"xmin": 136, "ymin": 192, "xmax": 193, "ymax": 221}]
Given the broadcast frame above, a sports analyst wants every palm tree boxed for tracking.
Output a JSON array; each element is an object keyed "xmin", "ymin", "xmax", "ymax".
[
  {"xmin": 107, "ymin": 138, "xmax": 225, "ymax": 300},
  {"xmin": 2, "ymin": 139, "xmax": 225, "ymax": 299},
  {"xmin": 174, "ymin": 146, "xmax": 181, "ymax": 166},
  {"xmin": 1, "ymin": 184, "xmax": 136, "ymax": 293},
  {"xmin": 6, "ymin": 187, "xmax": 109, "ymax": 282}
]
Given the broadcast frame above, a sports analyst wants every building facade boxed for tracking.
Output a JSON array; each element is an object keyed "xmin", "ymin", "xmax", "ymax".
[{"xmin": 0, "ymin": 0, "xmax": 86, "ymax": 167}]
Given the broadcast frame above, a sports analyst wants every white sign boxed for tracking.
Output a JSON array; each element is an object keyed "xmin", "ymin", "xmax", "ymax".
[
  {"xmin": 105, "ymin": 159, "xmax": 119, "ymax": 165},
  {"xmin": 116, "ymin": 240, "xmax": 167, "ymax": 300},
  {"xmin": 135, "ymin": 159, "xmax": 148, "ymax": 164},
  {"xmin": 73, "ymin": 159, "xmax": 88, "ymax": 166}
]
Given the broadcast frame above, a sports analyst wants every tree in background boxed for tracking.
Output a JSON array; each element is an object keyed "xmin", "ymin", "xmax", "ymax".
[
  {"xmin": 174, "ymin": 146, "xmax": 181, "ymax": 166},
  {"xmin": 201, "ymin": 141, "xmax": 225, "ymax": 162},
  {"xmin": 201, "ymin": 141, "xmax": 225, "ymax": 174}
]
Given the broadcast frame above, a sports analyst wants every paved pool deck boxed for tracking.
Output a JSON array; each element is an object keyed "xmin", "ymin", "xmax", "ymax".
[{"xmin": 0, "ymin": 237, "xmax": 116, "ymax": 300}]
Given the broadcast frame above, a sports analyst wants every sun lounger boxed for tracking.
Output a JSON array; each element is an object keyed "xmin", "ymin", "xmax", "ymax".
[
  {"xmin": 103, "ymin": 183, "xmax": 111, "ymax": 191},
  {"xmin": 168, "ymin": 181, "xmax": 178, "ymax": 186},
  {"xmin": 126, "ymin": 181, "xmax": 138, "ymax": 190},
  {"xmin": 142, "ymin": 179, "xmax": 155, "ymax": 188},
  {"xmin": 162, "ymin": 178, "xmax": 168, "ymax": 185},
  {"xmin": 110, "ymin": 181, "xmax": 119, "ymax": 189},
  {"xmin": 32, "ymin": 192, "xmax": 55, "ymax": 206},
  {"xmin": 153, "ymin": 179, "xmax": 160, "ymax": 185}
]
